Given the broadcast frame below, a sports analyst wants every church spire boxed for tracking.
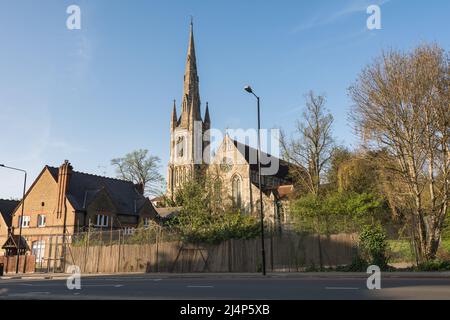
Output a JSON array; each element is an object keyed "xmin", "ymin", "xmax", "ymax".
[
  {"xmin": 179, "ymin": 20, "xmax": 201, "ymax": 128},
  {"xmin": 204, "ymin": 102, "xmax": 210, "ymax": 125},
  {"xmin": 171, "ymin": 99, "xmax": 177, "ymax": 130}
]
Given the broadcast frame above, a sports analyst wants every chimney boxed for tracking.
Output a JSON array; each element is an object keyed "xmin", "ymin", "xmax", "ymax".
[{"xmin": 56, "ymin": 160, "xmax": 73, "ymax": 219}]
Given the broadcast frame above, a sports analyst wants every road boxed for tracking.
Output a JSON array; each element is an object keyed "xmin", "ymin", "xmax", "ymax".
[{"xmin": 1, "ymin": 274, "xmax": 450, "ymax": 300}]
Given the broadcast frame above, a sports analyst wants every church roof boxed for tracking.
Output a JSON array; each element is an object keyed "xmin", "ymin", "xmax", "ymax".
[
  {"xmin": 47, "ymin": 167, "xmax": 149, "ymax": 216},
  {"xmin": 0, "ymin": 199, "xmax": 19, "ymax": 227},
  {"xmin": 232, "ymin": 139, "xmax": 292, "ymax": 181}
]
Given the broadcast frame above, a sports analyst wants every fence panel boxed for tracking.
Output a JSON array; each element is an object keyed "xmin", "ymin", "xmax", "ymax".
[{"xmin": 64, "ymin": 231, "xmax": 358, "ymax": 274}]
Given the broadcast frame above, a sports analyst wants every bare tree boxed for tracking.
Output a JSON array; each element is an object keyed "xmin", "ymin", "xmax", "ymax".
[
  {"xmin": 349, "ymin": 44, "xmax": 449, "ymax": 261},
  {"xmin": 281, "ymin": 91, "xmax": 334, "ymax": 196},
  {"xmin": 111, "ymin": 149, "xmax": 164, "ymax": 197}
]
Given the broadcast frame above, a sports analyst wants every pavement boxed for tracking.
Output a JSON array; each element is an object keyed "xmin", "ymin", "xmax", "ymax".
[
  {"xmin": 1, "ymin": 272, "xmax": 450, "ymax": 300},
  {"xmin": 2, "ymin": 271, "xmax": 450, "ymax": 280}
]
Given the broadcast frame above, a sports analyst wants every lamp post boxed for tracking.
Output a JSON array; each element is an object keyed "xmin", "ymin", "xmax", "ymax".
[
  {"xmin": 0, "ymin": 164, "xmax": 27, "ymax": 274},
  {"xmin": 244, "ymin": 85, "xmax": 266, "ymax": 276}
]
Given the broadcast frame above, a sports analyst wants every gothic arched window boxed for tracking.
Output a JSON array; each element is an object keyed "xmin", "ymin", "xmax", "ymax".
[{"xmin": 232, "ymin": 175, "xmax": 242, "ymax": 208}]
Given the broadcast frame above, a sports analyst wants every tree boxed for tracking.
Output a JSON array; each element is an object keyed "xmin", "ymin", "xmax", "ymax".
[
  {"xmin": 167, "ymin": 174, "xmax": 259, "ymax": 244},
  {"xmin": 349, "ymin": 44, "xmax": 449, "ymax": 261},
  {"xmin": 281, "ymin": 91, "xmax": 335, "ymax": 196},
  {"xmin": 337, "ymin": 151, "xmax": 380, "ymax": 194},
  {"xmin": 292, "ymin": 191, "xmax": 385, "ymax": 235},
  {"xmin": 327, "ymin": 146, "xmax": 352, "ymax": 190},
  {"xmin": 111, "ymin": 149, "xmax": 164, "ymax": 197}
]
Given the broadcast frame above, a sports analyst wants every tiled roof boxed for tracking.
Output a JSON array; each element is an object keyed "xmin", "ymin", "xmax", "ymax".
[
  {"xmin": 0, "ymin": 199, "xmax": 19, "ymax": 227},
  {"xmin": 47, "ymin": 167, "xmax": 148, "ymax": 216},
  {"xmin": 232, "ymin": 139, "xmax": 291, "ymax": 181}
]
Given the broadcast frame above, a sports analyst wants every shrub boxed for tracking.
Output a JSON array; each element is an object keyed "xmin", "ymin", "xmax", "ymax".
[
  {"xmin": 359, "ymin": 225, "xmax": 389, "ymax": 270},
  {"xmin": 169, "ymin": 210, "xmax": 260, "ymax": 244},
  {"xmin": 415, "ymin": 259, "xmax": 450, "ymax": 271}
]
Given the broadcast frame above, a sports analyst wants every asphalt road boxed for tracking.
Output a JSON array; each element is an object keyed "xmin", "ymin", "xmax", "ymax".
[{"xmin": 1, "ymin": 275, "xmax": 450, "ymax": 300}]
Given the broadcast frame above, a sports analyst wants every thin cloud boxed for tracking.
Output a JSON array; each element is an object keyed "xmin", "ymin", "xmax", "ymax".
[{"xmin": 292, "ymin": 0, "xmax": 392, "ymax": 33}]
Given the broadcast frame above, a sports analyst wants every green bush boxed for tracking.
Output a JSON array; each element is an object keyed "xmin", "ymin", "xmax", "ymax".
[
  {"xmin": 167, "ymin": 210, "xmax": 260, "ymax": 245},
  {"xmin": 291, "ymin": 192, "xmax": 386, "ymax": 235},
  {"xmin": 415, "ymin": 259, "xmax": 450, "ymax": 271},
  {"xmin": 359, "ymin": 225, "xmax": 389, "ymax": 270},
  {"xmin": 335, "ymin": 256, "xmax": 368, "ymax": 272}
]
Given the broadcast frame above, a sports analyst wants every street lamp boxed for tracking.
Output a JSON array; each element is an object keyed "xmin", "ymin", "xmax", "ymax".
[
  {"xmin": 0, "ymin": 164, "xmax": 27, "ymax": 274},
  {"xmin": 244, "ymin": 85, "xmax": 267, "ymax": 276}
]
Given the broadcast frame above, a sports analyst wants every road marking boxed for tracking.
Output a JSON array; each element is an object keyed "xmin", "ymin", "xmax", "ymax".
[
  {"xmin": 187, "ymin": 285, "xmax": 214, "ymax": 288},
  {"xmin": 81, "ymin": 284, "xmax": 125, "ymax": 287},
  {"xmin": 98, "ymin": 278, "xmax": 162, "ymax": 282},
  {"xmin": 325, "ymin": 287, "xmax": 359, "ymax": 290}
]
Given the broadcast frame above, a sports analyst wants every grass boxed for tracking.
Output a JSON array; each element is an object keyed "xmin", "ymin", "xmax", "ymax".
[
  {"xmin": 388, "ymin": 239, "xmax": 450, "ymax": 263},
  {"xmin": 440, "ymin": 239, "xmax": 450, "ymax": 252}
]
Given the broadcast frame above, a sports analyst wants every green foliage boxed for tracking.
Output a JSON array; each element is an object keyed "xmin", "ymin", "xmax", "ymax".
[
  {"xmin": 359, "ymin": 225, "xmax": 389, "ymax": 270},
  {"xmin": 167, "ymin": 175, "xmax": 260, "ymax": 244},
  {"xmin": 415, "ymin": 259, "xmax": 450, "ymax": 271},
  {"xmin": 337, "ymin": 155, "xmax": 379, "ymax": 194},
  {"xmin": 388, "ymin": 240, "xmax": 416, "ymax": 263},
  {"xmin": 291, "ymin": 191, "xmax": 385, "ymax": 234},
  {"xmin": 124, "ymin": 222, "xmax": 160, "ymax": 245},
  {"xmin": 442, "ymin": 214, "xmax": 450, "ymax": 239},
  {"xmin": 170, "ymin": 210, "xmax": 260, "ymax": 244},
  {"xmin": 327, "ymin": 147, "xmax": 352, "ymax": 190},
  {"xmin": 336, "ymin": 255, "xmax": 369, "ymax": 272}
]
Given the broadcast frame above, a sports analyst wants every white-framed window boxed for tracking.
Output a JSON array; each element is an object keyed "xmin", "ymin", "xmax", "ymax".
[
  {"xmin": 37, "ymin": 214, "xmax": 46, "ymax": 227},
  {"xmin": 19, "ymin": 216, "xmax": 31, "ymax": 228},
  {"xmin": 94, "ymin": 214, "xmax": 109, "ymax": 227},
  {"xmin": 124, "ymin": 227, "xmax": 135, "ymax": 235},
  {"xmin": 32, "ymin": 240, "xmax": 45, "ymax": 263}
]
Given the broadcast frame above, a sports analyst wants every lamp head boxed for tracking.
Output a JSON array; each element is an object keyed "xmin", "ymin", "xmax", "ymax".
[{"xmin": 244, "ymin": 85, "xmax": 253, "ymax": 94}]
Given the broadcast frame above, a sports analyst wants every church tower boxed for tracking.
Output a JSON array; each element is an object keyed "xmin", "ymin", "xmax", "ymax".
[{"xmin": 167, "ymin": 21, "xmax": 210, "ymax": 199}]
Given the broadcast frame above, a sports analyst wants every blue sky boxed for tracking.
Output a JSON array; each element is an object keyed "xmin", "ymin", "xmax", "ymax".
[{"xmin": 0, "ymin": 0, "xmax": 449, "ymax": 198}]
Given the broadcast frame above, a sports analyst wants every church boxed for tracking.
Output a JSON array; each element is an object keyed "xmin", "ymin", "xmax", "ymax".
[{"xmin": 166, "ymin": 22, "xmax": 295, "ymax": 227}]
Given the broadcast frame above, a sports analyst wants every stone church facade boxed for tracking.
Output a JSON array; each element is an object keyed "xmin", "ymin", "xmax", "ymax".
[{"xmin": 167, "ymin": 23, "xmax": 294, "ymax": 227}]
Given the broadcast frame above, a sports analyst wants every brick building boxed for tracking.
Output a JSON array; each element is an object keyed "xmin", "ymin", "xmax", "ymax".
[{"xmin": 5, "ymin": 160, "xmax": 157, "ymax": 263}]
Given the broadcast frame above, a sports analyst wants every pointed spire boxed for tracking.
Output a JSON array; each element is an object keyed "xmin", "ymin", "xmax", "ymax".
[
  {"xmin": 204, "ymin": 102, "xmax": 210, "ymax": 124},
  {"xmin": 179, "ymin": 19, "xmax": 201, "ymax": 128},
  {"xmin": 185, "ymin": 19, "xmax": 197, "ymax": 81},
  {"xmin": 171, "ymin": 100, "xmax": 177, "ymax": 129}
]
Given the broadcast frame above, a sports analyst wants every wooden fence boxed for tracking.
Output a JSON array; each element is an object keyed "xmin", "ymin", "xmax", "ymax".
[
  {"xmin": 65, "ymin": 233, "xmax": 358, "ymax": 273},
  {"xmin": 0, "ymin": 255, "xmax": 36, "ymax": 274}
]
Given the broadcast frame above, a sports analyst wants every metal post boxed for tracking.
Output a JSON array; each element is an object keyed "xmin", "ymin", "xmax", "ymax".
[
  {"xmin": 0, "ymin": 165, "xmax": 27, "ymax": 274},
  {"xmin": 244, "ymin": 87, "xmax": 267, "ymax": 276},
  {"xmin": 256, "ymin": 96, "xmax": 267, "ymax": 276}
]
